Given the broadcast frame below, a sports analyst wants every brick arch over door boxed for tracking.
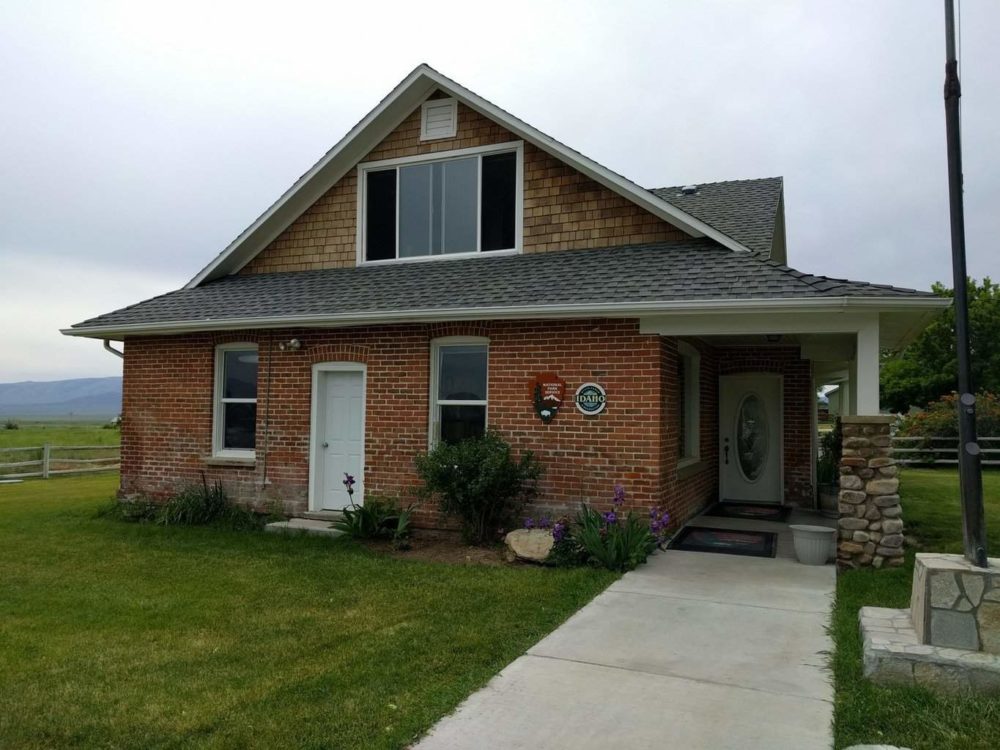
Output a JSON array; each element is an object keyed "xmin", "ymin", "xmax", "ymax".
[{"xmin": 716, "ymin": 346, "xmax": 813, "ymax": 505}]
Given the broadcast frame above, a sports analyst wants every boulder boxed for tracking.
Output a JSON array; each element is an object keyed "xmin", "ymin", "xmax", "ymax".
[{"xmin": 504, "ymin": 529, "xmax": 554, "ymax": 563}]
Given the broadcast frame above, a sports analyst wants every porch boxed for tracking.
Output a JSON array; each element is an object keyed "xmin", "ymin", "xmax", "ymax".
[{"xmin": 648, "ymin": 303, "xmax": 942, "ymax": 519}]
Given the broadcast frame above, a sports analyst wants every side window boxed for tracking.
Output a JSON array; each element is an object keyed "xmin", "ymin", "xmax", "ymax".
[
  {"xmin": 677, "ymin": 342, "xmax": 701, "ymax": 464},
  {"xmin": 214, "ymin": 345, "xmax": 258, "ymax": 455},
  {"xmin": 430, "ymin": 340, "xmax": 488, "ymax": 445}
]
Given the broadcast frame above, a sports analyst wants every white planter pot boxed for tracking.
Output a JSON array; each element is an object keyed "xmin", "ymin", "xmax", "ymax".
[{"xmin": 789, "ymin": 524, "xmax": 836, "ymax": 565}]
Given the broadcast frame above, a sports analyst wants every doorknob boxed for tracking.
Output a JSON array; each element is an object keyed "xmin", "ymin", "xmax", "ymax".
[
  {"xmin": 322, "ymin": 441, "xmax": 329, "ymax": 448},
  {"xmin": 723, "ymin": 437, "xmax": 730, "ymax": 465}
]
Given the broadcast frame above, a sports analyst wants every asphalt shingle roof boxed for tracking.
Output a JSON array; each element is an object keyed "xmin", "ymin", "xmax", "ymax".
[
  {"xmin": 651, "ymin": 178, "xmax": 783, "ymax": 255},
  {"xmin": 70, "ymin": 239, "xmax": 934, "ymax": 333}
]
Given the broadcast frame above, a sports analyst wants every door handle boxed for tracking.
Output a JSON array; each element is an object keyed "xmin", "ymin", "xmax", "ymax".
[
  {"xmin": 723, "ymin": 438, "xmax": 730, "ymax": 465},
  {"xmin": 322, "ymin": 441, "xmax": 329, "ymax": 448}
]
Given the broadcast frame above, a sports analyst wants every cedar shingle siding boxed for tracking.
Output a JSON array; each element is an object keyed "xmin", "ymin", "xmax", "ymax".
[{"xmin": 240, "ymin": 100, "xmax": 684, "ymax": 274}]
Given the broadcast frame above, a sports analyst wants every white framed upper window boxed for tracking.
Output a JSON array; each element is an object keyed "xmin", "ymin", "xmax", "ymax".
[
  {"xmin": 429, "ymin": 337, "xmax": 488, "ymax": 446},
  {"xmin": 420, "ymin": 98, "xmax": 458, "ymax": 140},
  {"xmin": 677, "ymin": 341, "xmax": 701, "ymax": 466},
  {"xmin": 213, "ymin": 343, "xmax": 258, "ymax": 457},
  {"xmin": 358, "ymin": 141, "xmax": 523, "ymax": 264}
]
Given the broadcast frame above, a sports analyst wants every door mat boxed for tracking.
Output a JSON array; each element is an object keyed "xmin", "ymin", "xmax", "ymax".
[
  {"xmin": 703, "ymin": 502, "xmax": 790, "ymax": 522},
  {"xmin": 669, "ymin": 526, "xmax": 777, "ymax": 558}
]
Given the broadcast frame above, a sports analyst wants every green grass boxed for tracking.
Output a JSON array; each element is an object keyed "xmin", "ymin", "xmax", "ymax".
[
  {"xmin": 0, "ymin": 475, "xmax": 617, "ymax": 749},
  {"xmin": 833, "ymin": 468, "xmax": 1000, "ymax": 750},
  {"xmin": 0, "ymin": 420, "xmax": 118, "ymax": 448}
]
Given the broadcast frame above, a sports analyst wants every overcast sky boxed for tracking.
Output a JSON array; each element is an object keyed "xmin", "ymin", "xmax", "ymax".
[{"xmin": 1, "ymin": 0, "xmax": 997, "ymax": 383}]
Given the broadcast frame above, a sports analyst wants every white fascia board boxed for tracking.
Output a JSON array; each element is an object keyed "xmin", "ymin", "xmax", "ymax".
[
  {"xmin": 186, "ymin": 68, "xmax": 438, "ymax": 288},
  {"xmin": 186, "ymin": 65, "xmax": 757, "ymax": 288},
  {"xmin": 60, "ymin": 296, "xmax": 950, "ymax": 341}
]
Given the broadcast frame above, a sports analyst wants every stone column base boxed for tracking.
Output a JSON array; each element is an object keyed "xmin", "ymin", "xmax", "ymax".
[{"xmin": 911, "ymin": 552, "xmax": 1000, "ymax": 652}]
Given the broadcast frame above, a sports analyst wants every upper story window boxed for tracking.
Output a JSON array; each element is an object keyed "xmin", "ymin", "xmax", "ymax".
[
  {"xmin": 359, "ymin": 142, "xmax": 522, "ymax": 264},
  {"xmin": 213, "ymin": 344, "xmax": 258, "ymax": 457}
]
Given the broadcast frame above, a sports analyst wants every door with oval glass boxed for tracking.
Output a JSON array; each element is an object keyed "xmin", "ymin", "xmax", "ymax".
[{"xmin": 719, "ymin": 374, "xmax": 783, "ymax": 503}]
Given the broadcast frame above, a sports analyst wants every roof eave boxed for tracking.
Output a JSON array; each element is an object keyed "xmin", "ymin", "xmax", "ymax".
[{"xmin": 61, "ymin": 295, "xmax": 950, "ymax": 341}]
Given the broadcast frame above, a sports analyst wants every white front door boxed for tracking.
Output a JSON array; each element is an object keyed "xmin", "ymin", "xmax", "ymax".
[
  {"xmin": 311, "ymin": 367, "xmax": 365, "ymax": 511},
  {"xmin": 719, "ymin": 374, "xmax": 783, "ymax": 503}
]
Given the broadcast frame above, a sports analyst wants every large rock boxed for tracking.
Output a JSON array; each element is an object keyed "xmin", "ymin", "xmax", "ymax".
[{"xmin": 504, "ymin": 529, "xmax": 554, "ymax": 563}]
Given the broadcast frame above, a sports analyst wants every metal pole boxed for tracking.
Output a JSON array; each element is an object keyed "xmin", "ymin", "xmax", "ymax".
[{"xmin": 943, "ymin": 0, "xmax": 987, "ymax": 567}]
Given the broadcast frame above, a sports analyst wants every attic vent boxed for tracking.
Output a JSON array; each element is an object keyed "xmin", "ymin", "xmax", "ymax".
[
  {"xmin": 679, "ymin": 185, "xmax": 699, "ymax": 196},
  {"xmin": 420, "ymin": 98, "xmax": 458, "ymax": 141}
]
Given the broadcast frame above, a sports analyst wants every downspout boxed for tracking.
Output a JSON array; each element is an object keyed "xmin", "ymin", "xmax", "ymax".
[{"xmin": 103, "ymin": 339, "xmax": 124, "ymax": 358}]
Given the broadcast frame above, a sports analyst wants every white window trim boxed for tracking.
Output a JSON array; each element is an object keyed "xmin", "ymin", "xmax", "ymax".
[
  {"xmin": 420, "ymin": 98, "xmax": 458, "ymax": 141},
  {"xmin": 677, "ymin": 341, "xmax": 701, "ymax": 467},
  {"xmin": 212, "ymin": 342, "xmax": 258, "ymax": 458},
  {"xmin": 428, "ymin": 336, "xmax": 489, "ymax": 447},
  {"xmin": 356, "ymin": 141, "xmax": 524, "ymax": 266}
]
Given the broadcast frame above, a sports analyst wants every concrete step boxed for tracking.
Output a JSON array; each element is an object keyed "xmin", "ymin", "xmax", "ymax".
[
  {"xmin": 265, "ymin": 517, "xmax": 344, "ymax": 539},
  {"xmin": 300, "ymin": 510, "xmax": 344, "ymax": 521}
]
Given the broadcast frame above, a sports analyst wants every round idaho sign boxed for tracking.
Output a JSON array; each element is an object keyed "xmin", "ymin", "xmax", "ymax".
[{"xmin": 575, "ymin": 383, "xmax": 607, "ymax": 415}]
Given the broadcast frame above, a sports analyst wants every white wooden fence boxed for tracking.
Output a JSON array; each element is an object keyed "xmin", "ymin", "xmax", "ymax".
[
  {"xmin": 891, "ymin": 436, "xmax": 1000, "ymax": 467},
  {"xmin": 0, "ymin": 444, "xmax": 120, "ymax": 479}
]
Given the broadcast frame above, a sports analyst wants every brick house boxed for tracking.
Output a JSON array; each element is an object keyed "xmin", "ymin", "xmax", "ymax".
[{"xmin": 64, "ymin": 65, "xmax": 946, "ymax": 528}]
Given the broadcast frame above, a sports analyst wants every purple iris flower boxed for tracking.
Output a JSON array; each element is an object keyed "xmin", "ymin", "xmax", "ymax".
[
  {"xmin": 603, "ymin": 510, "xmax": 617, "ymax": 525},
  {"xmin": 524, "ymin": 517, "xmax": 535, "ymax": 529},
  {"xmin": 552, "ymin": 522, "xmax": 567, "ymax": 543},
  {"xmin": 613, "ymin": 484, "xmax": 626, "ymax": 506},
  {"xmin": 342, "ymin": 473, "xmax": 356, "ymax": 488}
]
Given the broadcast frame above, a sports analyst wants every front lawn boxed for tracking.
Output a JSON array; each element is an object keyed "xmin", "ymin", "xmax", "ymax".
[
  {"xmin": 832, "ymin": 468, "xmax": 1000, "ymax": 750},
  {"xmin": 0, "ymin": 475, "xmax": 616, "ymax": 749}
]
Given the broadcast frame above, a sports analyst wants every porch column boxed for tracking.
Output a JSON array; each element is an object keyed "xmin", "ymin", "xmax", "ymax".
[{"xmin": 855, "ymin": 317, "xmax": 880, "ymax": 415}]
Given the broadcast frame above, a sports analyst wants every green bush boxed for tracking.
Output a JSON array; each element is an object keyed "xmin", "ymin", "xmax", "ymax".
[
  {"xmin": 333, "ymin": 493, "xmax": 411, "ymax": 546},
  {"xmin": 573, "ymin": 503, "xmax": 661, "ymax": 572},
  {"xmin": 156, "ymin": 477, "xmax": 261, "ymax": 530},
  {"xmin": 897, "ymin": 391, "xmax": 1000, "ymax": 439},
  {"xmin": 415, "ymin": 430, "xmax": 541, "ymax": 545},
  {"xmin": 817, "ymin": 418, "xmax": 843, "ymax": 486},
  {"xmin": 3, "ymin": 419, "xmax": 18, "ymax": 430}
]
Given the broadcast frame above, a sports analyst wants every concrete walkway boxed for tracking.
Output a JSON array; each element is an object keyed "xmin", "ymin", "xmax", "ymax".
[{"xmin": 415, "ymin": 543, "xmax": 835, "ymax": 749}]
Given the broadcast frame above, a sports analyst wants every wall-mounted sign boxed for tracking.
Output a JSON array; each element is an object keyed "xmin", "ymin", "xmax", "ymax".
[
  {"xmin": 575, "ymin": 382, "xmax": 607, "ymax": 415},
  {"xmin": 531, "ymin": 373, "xmax": 566, "ymax": 423}
]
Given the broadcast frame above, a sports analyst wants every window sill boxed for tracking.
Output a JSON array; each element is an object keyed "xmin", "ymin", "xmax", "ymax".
[
  {"xmin": 202, "ymin": 454, "xmax": 256, "ymax": 468},
  {"xmin": 359, "ymin": 248, "xmax": 519, "ymax": 267},
  {"xmin": 677, "ymin": 458, "xmax": 710, "ymax": 480}
]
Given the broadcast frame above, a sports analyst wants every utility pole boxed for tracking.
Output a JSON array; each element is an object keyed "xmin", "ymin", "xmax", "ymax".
[{"xmin": 943, "ymin": 0, "xmax": 987, "ymax": 567}]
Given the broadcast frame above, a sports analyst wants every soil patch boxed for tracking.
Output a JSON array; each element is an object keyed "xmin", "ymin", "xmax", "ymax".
[{"xmin": 361, "ymin": 529, "xmax": 507, "ymax": 566}]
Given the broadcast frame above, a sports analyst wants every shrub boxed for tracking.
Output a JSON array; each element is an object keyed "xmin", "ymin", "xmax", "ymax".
[
  {"xmin": 897, "ymin": 391, "xmax": 1000, "ymax": 439},
  {"xmin": 524, "ymin": 486, "xmax": 670, "ymax": 571},
  {"xmin": 3, "ymin": 419, "xmax": 18, "ymax": 430},
  {"xmin": 415, "ymin": 430, "xmax": 541, "ymax": 545},
  {"xmin": 157, "ymin": 476, "xmax": 261, "ymax": 530},
  {"xmin": 816, "ymin": 417, "xmax": 843, "ymax": 486},
  {"xmin": 97, "ymin": 498, "xmax": 160, "ymax": 523},
  {"xmin": 332, "ymin": 473, "xmax": 412, "ymax": 547}
]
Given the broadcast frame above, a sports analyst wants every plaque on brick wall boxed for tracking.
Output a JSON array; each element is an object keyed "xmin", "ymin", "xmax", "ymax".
[
  {"xmin": 531, "ymin": 373, "xmax": 566, "ymax": 423},
  {"xmin": 575, "ymin": 382, "xmax": 607, "ymax": 415}
]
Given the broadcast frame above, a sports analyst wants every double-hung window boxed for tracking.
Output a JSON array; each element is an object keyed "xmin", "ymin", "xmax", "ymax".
[
  {"xmin": 213, "ymin": 344, "xmax": 258, "ymax": 456},
  {"xmin": 430, "ymin": 339, "xmax": 488, "ymax": 445},
  {"xmin": 361, "ymin": 143, "xmax": 522, "ymax": 263},
  {"xmin": 676, "ymin": 342, "xmax": 701, "ymax": 465}
]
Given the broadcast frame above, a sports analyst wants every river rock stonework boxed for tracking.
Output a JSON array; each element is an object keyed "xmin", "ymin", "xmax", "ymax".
[{"xmin": 837, "ymin": 416, "xmax": 903, "ymax": 569}]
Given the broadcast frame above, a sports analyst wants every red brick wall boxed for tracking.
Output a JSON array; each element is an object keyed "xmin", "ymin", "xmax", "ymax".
[
  {"xmin": 659, "ymin": 338, "xmax": 721, "ymax": 527},
  {"xmin": 121, "ymin": 320, "xmax": 664, "ymax": 526},
  {"xmin": 119, "ymin": 327, "xmax": 815, "ymax": 528}
]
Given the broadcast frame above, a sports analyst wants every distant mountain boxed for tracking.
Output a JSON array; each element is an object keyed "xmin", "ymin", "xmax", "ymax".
[{"xmin": 0, "ymin": 377, "xmax": 122, "ymax": 419}]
